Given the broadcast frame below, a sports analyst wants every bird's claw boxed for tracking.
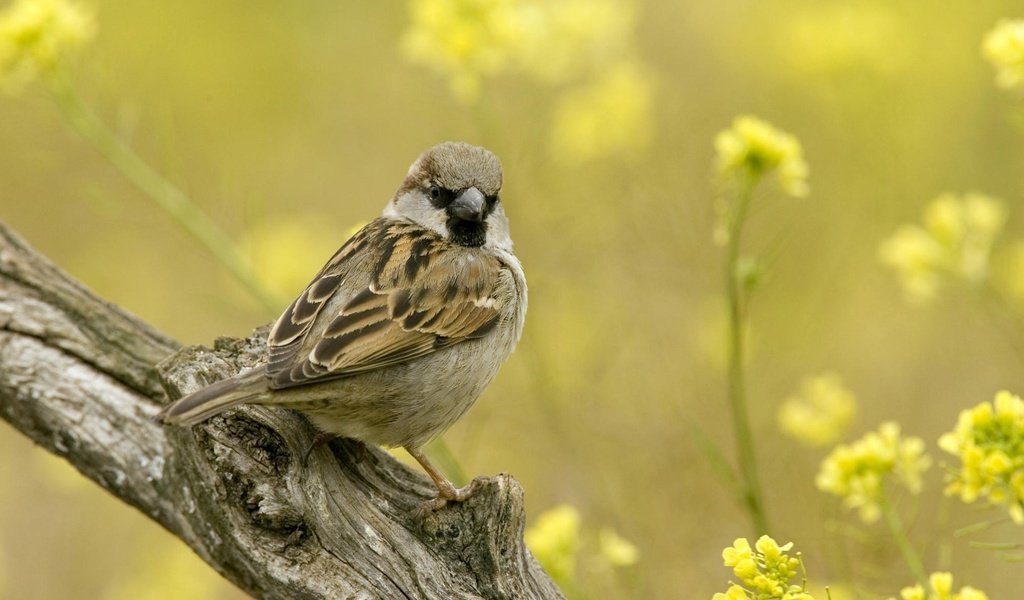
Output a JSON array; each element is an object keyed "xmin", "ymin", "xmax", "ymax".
[{"xmin": 415, "ymin": 476, "xmax": 489, "ymax": 516}]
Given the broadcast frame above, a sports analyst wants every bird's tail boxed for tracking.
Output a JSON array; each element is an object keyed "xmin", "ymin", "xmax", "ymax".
[{"xmin": 155, "ymin": 367, "xmax": 267, "ymax": 426}]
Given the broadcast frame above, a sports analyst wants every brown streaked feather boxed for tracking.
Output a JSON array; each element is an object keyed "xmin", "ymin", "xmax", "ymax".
[
  {"xmin": 267, "ymin": 223, "xmax": 379, "ymax": 348},
  {"xmin": 266, "ymin": 218, "xmax": 506, "ymax": 390}
]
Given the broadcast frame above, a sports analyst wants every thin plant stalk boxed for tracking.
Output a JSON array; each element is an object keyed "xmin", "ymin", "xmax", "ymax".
[
  {"xmin": 881, "ymin": 495, "xmax": 927, "ymax": 588},
  {"xmin": 723, "ymin": 170, "xmax": 768, "ymax": 534},
  {"xmin": 689, "ymin": 421, "xmax": 739, "ymax": 491},
  {"xmin": 46, "ymin": 71, "xmax": 281, "ymax": 314}
]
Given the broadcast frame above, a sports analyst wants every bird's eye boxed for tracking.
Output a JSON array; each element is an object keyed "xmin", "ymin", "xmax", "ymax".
[{"xmin": 429, "ymin": 185, "xmax": 442, "ymax": 200}]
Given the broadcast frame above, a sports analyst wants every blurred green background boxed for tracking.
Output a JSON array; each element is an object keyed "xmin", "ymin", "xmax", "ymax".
[{"xmin": 3, "ymin": 1, "xmax": 1024, "ymax": 598}]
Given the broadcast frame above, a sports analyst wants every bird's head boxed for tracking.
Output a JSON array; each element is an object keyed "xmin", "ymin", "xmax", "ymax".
[{"xmin": 387, "ymin": 142, "xmax": 511, "ymax": 250}]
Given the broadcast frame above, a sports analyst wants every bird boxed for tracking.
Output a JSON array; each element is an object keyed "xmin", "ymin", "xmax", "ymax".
[{"xmin": 156, "ymin": 141, "xmax": 527, "ymax": 511}]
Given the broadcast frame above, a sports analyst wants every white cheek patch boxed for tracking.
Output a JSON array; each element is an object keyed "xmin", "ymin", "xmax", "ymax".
[
  {"xmin": 388, "ymin": 191, "xmax": 449, "ymax": 238},
  {"xmin": 482, "ymin": 207, "xmax": 514, "ymax": 252}
]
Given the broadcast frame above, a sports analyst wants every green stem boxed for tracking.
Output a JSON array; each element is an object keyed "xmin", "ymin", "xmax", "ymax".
[
  {"xmin": 881, "ymin": 495, "xmax": 927, "ymax": 588},
  {"xmin": 724, "ymin": 172, "xmax": 768, "ymax": 534},
  {"xmin": 688, "ymin": 421, "xmax": 739, "ymax": 491},
  {"xmin": 954, "ymin": 515, "xmax": 1011, "ymax": 538},
  {"xmin": 968, "ymin": 541, "xmax": 1021, "ymax": 550},
  {"xmin": 46, "ymin": 73, "xmax": 280, "ymax": 314}
]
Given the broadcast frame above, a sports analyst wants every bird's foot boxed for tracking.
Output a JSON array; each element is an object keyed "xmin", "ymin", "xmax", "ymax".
[{"xmin": 416, "ymin": 476, "xmax": 488, "ymax": 515}]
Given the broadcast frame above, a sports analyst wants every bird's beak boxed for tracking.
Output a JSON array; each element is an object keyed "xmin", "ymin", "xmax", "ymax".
[{"xmin": 450, "ymin": 187, "xmax": 486, "ymax": 222}]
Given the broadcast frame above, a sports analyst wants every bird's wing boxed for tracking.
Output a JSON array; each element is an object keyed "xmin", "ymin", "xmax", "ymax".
[{"xmin": 265, "ymin": 218, "xmax": 506, "ymax": 390}]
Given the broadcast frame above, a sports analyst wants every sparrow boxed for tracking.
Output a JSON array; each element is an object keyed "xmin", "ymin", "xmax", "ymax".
[{"xmin": 156, "ymin": 141, "xmax": 527, "ymax": 511}]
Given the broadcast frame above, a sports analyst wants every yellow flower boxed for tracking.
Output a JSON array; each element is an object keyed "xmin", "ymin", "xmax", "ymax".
[
  {"xmin": 927, "ymin": 193, "xmax": 1007, "ymax": 281},
  {"xmin": 403, "ymin": 0, "xmax": 636, "ymax": 103},
  {"xmin": 929, "ymin": 572, "xmax": 953, "ymax": 597},
  {"xmin": 525, "ymin": 504, "xmax": 582, "ymax": 586},
  {"xmin": 716, "ymin": 536, "xmax": 812, "ymax": 600},
  {"xmin": 402, "ymin": 0, "xmax": 519, "ymax": 102},
  {"xmin": 879, "ymin": 193, "xmax": 1007, "ymax": 305},
  {"xmin": 781, "ymin": 4, "xmax": 907, "ymax": 75},
  {"xmin": 402, "ymin": 0, "xmax": 652, "ymax": 161},
  {"xmin": 890, "ymin": 572, "xmax": 989, "ymax": 600},
  {"xmin": 597, "ymin": 527, "xmax": 638, "ymax": 567},
  {"xmin": 982, "ymin": 19, "xmax": 1024, "ymax": 92},
  {"xmin": 898, "ymin": 585, "xmax": 926, "ymax": 600},
  {"xmin": 510, "ymin": 0, "xmax": 633, "ymax": 85},
  {"xmin": 722, "ymin": 537, "xmax": 754, "ymax": 571},
  {"xmin": 939, "ymin": 391, "xmax": 1024, "ymax": 523},
  {"xmin": 0, "ymin": 0, "xmax": 94, "ymax": 92},
  {"xmin": 878, "ymin": 226, "xmax": 946, "ymax": 304},
  {"xmin": 713, "ymin": 585, "xmax": 749, "ymax": 600},
  {"xmin": 778, "ymin": 372, "xmax": 857, "ymax": 447},
  {"xmin": 714, "ymin": 115, "xmax": 809, "ymax": 198},
  {"xmin": 816, "ymin": 422, "xmax": 932, "ymax": 523},
  {"xmin": 550, "ymin": 60, "xmax": 653, "ymax": 163}
]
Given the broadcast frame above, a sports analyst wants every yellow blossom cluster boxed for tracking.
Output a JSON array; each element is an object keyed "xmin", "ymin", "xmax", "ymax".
[
  {"xmin": 982, "ymin": 19, "xmax": 1024, "ymax": 93},
  {"xmin": 714, "ymin": 115, "xmax": 809, "ymax": 198},
  {"xmin": 878, "ymin": 193, "xmax": 1007, "ymax": 305},
  {"xmin": 402, "ymin": 0, "xmax": 653, "ymax": 163},
  {"xmin": 402, "ymin": 0, "xmax": 520, "ymax": 102},
  {"xmin": 777, "ymin": 372, "xmax": 857, "ymax": 447},
  {"xmin": 524, "ymin": 504, "xmax": 638, "ymax": 589},
  {"xmin": 0, "ymin": 0, "xmax": 93, "ymax": 92},
  {"xmin": 939, "ymin": 391, "xmax": 1024, "ymax": 523},
  {"xmin": 403, "ymin": 0, "xmax": 633, "ymax": 100},
  {"xmin": 781, "ymin": 4, "xmax": 907, "ymax": 76},
  {"xmin": 816, "ymin": 422, "xmax": 931, "ymax": 523},
  {"xmin": 508, "ymin": 0, "xmax": 633, "ymax": 85},
  {"xmin": 890, "ymin": 572, "xmax": 988, "ymax": 600},
  {"xmin": 597, "ymin": 527, "xmax": 639, "ymax": 567},
  {"xmin": 525, "ymin": 504, "xmax": 582, "ymax": 585},
  {"xmin": 713, "ymin": 536, "xmax": 814, "ymax": 600}
]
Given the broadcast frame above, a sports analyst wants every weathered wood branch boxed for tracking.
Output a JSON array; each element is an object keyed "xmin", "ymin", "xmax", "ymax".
[{"xmin": 0, "ymin": 221, "xmax": 562, "ymax": 600}]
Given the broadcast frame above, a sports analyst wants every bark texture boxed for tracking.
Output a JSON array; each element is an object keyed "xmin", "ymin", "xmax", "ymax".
[{"xmin": 0, "ymin": 222, "xmax": 562, "ymax": 600}]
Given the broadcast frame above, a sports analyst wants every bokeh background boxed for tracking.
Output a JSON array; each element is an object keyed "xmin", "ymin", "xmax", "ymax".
[{"xmin": 3, "ymin": 1, "xmax": 1024, "ymax": 598}]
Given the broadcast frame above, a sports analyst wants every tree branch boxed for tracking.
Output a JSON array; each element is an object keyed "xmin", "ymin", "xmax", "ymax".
[{"xmin": 0, "ymin": 221, "xmax": 562, "ymax": 600}]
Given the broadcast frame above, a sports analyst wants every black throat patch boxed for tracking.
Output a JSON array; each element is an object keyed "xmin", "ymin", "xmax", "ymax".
[{"xmin": 446, "ymin": 217, "xmax": 488, "ymax": 247}]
